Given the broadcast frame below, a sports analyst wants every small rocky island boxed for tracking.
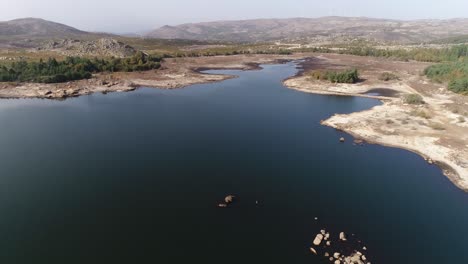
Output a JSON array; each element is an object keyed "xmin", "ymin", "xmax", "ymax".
[{"xmin": 310, "ymin": 229, "xmax": 370, "ymax": 264}]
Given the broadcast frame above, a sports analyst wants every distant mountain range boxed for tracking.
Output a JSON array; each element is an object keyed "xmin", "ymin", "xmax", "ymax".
[
  {"xmin": 2, "ymin": 17, "xmax": 468, "ymax": 46},
  {"xmin": 145, "ymin": 17, "xmax": 468, "ymax": 43}
]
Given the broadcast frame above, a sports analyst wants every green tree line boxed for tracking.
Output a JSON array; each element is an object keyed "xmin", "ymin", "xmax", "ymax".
[
  {"xmin": 0, "ymin": 51, "xmax": 162, "ymax": 83},
  {"xmin": 309, "ymin": 69, "xmax": 360, "ymax": 84},
  {"xmin": 307, "ymin": 44, "xmax": 468, "ymax": 94}
]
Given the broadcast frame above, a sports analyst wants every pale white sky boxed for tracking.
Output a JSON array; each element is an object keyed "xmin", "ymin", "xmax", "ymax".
[{"xmin": 1, "ymin": 0, "xmax": 467, "ymax": 33}]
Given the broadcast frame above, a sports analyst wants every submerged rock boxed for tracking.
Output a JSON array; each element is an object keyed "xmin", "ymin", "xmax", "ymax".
[
  {"xmin": 353, "ymin": 139, "xmax": 364, "ymax": 145},
  {"xmin": 218, "ymin": 203, "xmax": 227, "ymax": 208}
]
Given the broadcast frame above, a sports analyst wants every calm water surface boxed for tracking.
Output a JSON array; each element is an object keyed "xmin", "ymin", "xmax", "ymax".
[{"xmin": 0, "ymin": 63, "xmax": 467, "ymax": 263}]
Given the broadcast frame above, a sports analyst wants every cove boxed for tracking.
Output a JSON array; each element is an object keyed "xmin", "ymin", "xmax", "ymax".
[{"xmin": 0, "ymin": 62, "xmax": 467, "ymax": 264}]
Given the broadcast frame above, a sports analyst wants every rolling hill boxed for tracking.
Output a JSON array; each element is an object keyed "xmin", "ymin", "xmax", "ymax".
[
  {"xmin": 0, "ymin": 18, "xmax": 115, "ymax": 48},
  {"xmin": 0, "ymin": 18, "xmax": 87, "ymax": 37},
  {"xmin": 145, "ymin": 17, "xmax": 468, "ymax": 43}
]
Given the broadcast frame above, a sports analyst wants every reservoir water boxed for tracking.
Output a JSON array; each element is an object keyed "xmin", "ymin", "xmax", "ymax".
[{"xmin": 0, "ymin": 62, "xmax": 467, "ymax": 263}]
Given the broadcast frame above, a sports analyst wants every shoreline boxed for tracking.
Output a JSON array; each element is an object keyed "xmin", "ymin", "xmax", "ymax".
[
  {"xmin": 321, "ymin": 104, "xmax": 467, "ymax": 192},
  {"xmin": 1, "ymin": 53, "xmax": 467, "ymax": 192},
  {"xmin": 0, "ymin": 55, "xmax": 299, "ymax": 100},
  {"xmin": 284, "ymin": 55, "xmax": 468, "ymax": 192}
]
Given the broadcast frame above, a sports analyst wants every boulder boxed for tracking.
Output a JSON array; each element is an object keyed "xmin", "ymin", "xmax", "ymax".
[
  {"xmin": 313, "ymin": 234, "xmax": 324, "ymax": 246},
  {"xmin": 218, "ymin": 203, "xmax": 227, "ymax": 208},
  {"xmin": 350, "ymin": 253, "xmax": 362, "ymax": 262},
  {"xmin": 339, "ymin": 232, "xmax": 347, "ymax": 241},
  {"xmin": 340, "ymin": 137, "xmax": 345, "ymax": 142},
  {"xmin": 309, "ymin": 247, "xmax": 317, "ymax": 255},
  {"xmin": 224, "ymin": 195, "xmax": 235, "ymax": 204},
  {"xmin": 333, "ymin": 252, "xmax": 340, "ymax": 259}
]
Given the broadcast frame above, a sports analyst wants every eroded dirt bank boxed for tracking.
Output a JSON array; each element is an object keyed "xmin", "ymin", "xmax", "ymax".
[{"xmin": 284, "ymin": 54, "xmax": 468, "ymax": 191}]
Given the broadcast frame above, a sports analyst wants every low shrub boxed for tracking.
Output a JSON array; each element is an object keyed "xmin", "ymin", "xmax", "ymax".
[
  {"xmin": 403, "ymin": 94, "xmax": 425, "ymax": 105},
  {"xmin": 410, "ymin": 109, "xmax": 431, "ymax": 119},
  {"xmin": 448, "ymin": 77, "xmax": 468, "ymax": 94},
  {"xmin": 325, "ymin": 69, "xmax": 360, "ymax": 83},
  {"xmin": 378, "ymin": 72, "xmax": 399, "ymax": 81},
  {"xmin": 428, "ymin": 122, "xmax": 446, "ymax": 130}
]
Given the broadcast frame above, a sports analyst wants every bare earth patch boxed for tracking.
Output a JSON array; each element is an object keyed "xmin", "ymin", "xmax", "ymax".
[{"xmin": 284, "ymin": 54, "xmax": 468, "ymax": 191}]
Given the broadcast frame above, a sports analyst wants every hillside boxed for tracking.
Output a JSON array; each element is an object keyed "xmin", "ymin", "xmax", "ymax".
[
  {"xmin": 146, "ymin": 17, "xmax": 468, "ymax": 43},
  {"xmin": 37, "ymin": 38, "xmax": 138, "ymax": 58},
  {"xmin": 0, "ymin": 18, "xmax": 114, "ymax": 48},
  {"xmin": 0, "ymin": 18, "xmax": 87, "ymax": 37}
]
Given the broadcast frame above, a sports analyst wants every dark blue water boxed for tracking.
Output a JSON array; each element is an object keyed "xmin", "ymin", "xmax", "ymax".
[{"xmin": 0, "ymin": 63, "xmax": 466, "ymax": 264}]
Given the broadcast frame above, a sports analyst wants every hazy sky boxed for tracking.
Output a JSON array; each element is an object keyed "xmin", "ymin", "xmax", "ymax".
[{"xmin": 2, "ymin": 0, "xmax": 468, "ymax": 33}]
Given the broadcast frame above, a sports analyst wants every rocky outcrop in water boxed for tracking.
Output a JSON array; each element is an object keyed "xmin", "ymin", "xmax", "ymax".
[
  {"xmin": 218, "ymin": 195, "xmax": 236, "ymax": 208},
  {"xmin": 309, "ymin": 228, "xmax": 371, "ymax": 264}
]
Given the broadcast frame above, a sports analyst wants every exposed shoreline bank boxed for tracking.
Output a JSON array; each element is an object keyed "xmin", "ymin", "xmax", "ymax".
[
  {"xmin": 321, "ymin": 103, "xmax": 467, "ymax": 192},
  {"xmin": 284, "ymin": 54, "xmax": 468, "ymax": 192}
]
